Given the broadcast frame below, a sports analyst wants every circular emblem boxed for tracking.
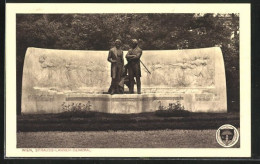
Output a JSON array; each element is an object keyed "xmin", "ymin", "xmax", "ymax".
[{"xmin": 216, "ymin": 124, "xmax": 239, "ymax": 147}]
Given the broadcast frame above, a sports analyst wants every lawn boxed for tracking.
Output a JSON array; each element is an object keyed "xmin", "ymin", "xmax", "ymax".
[{"xmin": 17, "ymin": 129, "xmax": 240, "ymax": 148}]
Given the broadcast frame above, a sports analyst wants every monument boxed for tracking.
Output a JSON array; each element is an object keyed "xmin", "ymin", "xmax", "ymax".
[{"xmin": 21, "ymin": 47, "xmax": 227, "ymax": 114}]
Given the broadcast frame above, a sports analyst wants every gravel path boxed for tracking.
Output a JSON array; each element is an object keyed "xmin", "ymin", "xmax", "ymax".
[{"xmin": 17, "ymin": 130, "xmax": 240, "ymax": 148}]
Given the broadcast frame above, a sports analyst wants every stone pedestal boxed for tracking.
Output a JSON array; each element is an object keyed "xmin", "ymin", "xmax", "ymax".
[{"xmin": 22, "ymin": 47, "xmax": 227, "ymax": 114}]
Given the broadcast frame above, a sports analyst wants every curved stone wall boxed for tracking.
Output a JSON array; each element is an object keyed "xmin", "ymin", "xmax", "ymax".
[{"xmin": 22, "ymin": 47, "xmax": 227, "ymax": 113}]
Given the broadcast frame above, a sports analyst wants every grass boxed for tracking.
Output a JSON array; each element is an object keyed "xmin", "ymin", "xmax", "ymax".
[
  {"xmin": 17, "ymin": 112, "xmax": 239, "ymax": 132},
  {"xmin": 17, "ymin": 129, "xmax": 240, "ymax": 148}
]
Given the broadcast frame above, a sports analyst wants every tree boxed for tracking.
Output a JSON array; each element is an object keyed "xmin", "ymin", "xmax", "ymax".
[{"xmin": 16, "ymin": 13, "xmax": 239, "ymax": 114}]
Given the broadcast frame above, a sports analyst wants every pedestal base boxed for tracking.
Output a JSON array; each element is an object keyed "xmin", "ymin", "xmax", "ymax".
[{"xmin": 22, "ymin": 92, "xmax": 226, "ymax": 114}]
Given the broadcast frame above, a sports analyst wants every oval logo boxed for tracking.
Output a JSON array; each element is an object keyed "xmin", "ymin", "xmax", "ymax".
[{"xmin": 216, "ymin": 124, "xmax": 239, "ymax": 147}]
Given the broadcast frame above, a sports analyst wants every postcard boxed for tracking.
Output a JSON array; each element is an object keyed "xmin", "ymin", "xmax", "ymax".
[{"xmin": 5, "ymin": 3, "xmax": 251, "ymax": 158}]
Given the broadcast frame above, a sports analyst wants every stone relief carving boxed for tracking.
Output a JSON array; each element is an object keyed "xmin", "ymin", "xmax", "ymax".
[
  {"xmin": 142, "ymin": 55, "xmax": 215, "ymax": 87},
  {"xmin": 34, "ymin": 55, "xmax": 110, "ymax": 91}
]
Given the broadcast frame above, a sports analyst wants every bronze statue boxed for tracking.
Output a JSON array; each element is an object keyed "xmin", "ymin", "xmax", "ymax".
[
  {"xmin": 125, "ymin": 39, "xmax": 142, "ymax": 94},
  {"xmin": 107, "ymin": 39, "xmax": 124, "ymax": 95}
]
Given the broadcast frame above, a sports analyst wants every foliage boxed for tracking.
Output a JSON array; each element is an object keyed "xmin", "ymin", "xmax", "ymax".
[
  {"xmin": 158, "ymin": 101, "xmax": 185, "ymax": 111},
  {"xmin": 59, "ymin": 101, "xmax": 95, "ymax": 118},
  {"xmin": 155, "ymin": 101, "xmax": 190, "ymax": 117},
  {"xmin": 16, "ymin": 13, "xmax": 240, "ymax": 113},
  {"xmin": 61, "ymin": 101, "xmax": 92, "ymax": 112}
]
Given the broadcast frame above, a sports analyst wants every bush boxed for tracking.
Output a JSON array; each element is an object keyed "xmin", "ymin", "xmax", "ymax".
[
  {"xmin": 58, "ymin": 102, "xmax": 96, "ymax": 118},
  {"xmin": 155, "ymin": 101, "xmax": 190, "ymax": 117}
]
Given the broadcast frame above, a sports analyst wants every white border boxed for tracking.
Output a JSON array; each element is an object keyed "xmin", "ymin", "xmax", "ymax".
[{"xmin": 5, "ymin": 3, "xmax": 251, "ymax": 157}]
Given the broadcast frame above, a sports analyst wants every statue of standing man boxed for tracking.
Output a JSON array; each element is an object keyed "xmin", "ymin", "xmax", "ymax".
[
  {"xmin": 107, "ymin": 39, "xmax": 124, "ymax": 95},
  {"xmin": 126, "ymin": 39, "xmax": 142, "ymax": 94}
]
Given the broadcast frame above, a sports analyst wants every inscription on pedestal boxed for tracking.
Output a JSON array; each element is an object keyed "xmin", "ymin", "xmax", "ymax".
[
  {"xmin": 28, "ymin": 94, "xmax": 54, "ymax": 101},
  {"xmin": 113, "ymin": 101, "xmax": 139, "ymax": 113},
  {"xmin": 195, "ymin": 94, "xmax": 213, "ymax": 101},
  {"xmin": 195, "ymin": 94, "xmax": 220, "ymax": 101}
]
